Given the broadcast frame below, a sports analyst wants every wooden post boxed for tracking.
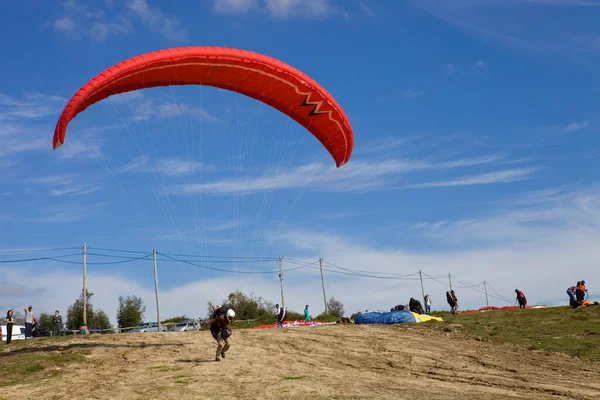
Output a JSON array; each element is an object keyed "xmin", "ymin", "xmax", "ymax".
[
  {"xmin": 319, "ymin": 258, "xmax": 328, "ymax": 314},
  {"xmin": 153, "ymin": 249, "xmax": 161, "ymax": 332},
  {"xmin": 83, "ymin": 242, "xmax": 87, "ymax": 326},
  {"xmin": 448, "ymin": 273, "xmax": 453, "ymax": 291},
  {"xmin": 484, "ymin": 280, "xmax": 489, "ymax": 307},
  {"xmin": 419, "ymin": 270, "xmax": 425, "ymax": 304},
  {"xmin": 279, "ymin": 256, "xmax": 285, "ymax": 309}
]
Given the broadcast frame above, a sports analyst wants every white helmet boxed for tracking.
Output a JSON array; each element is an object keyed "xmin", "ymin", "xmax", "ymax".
[{"xmin": 227, "ymin": 309, "xmax": 235, "ymax": 321}]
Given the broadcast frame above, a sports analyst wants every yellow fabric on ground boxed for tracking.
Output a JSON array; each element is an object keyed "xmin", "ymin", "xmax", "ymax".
[{"xmin": 411, "ymin": 312, "xmax": 443, "ymax": 322}]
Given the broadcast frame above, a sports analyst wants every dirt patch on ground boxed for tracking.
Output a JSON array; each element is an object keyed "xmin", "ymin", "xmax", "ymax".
[{"xmin": 1, "ymin": 324, "xmax": 599, "ymax": 399}]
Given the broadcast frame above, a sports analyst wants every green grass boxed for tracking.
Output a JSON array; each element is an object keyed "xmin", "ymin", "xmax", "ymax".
[
  {"xmin": 283, "ymin": 376, "xmax": 306, "ymax": 380},
  {"xmin": 0, "ymin": 349, "xmax": 90, "ymax": 387},
  {"xmin": 424, "ymin": 306, "xmax": 600, "ymax": 361}
]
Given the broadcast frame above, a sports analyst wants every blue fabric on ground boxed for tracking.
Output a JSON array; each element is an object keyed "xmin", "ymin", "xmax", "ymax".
[{"xmin": 354, "ymin": 310, "xmax": 418, "ymax": 325}]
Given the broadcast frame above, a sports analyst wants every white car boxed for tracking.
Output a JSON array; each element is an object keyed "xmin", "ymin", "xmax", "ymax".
[
  {"xmin": 1, "ymin": 324, "xmax": 26, "ymax": 341},
  {"xmin": 169, "ymin": 320, "xmax": 200, "ymax": 332}
]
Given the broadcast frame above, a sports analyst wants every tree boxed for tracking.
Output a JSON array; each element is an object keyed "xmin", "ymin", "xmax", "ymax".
[
  {"xmin": 66, "ymin": 290, "xmax": 112, "ymax": 330},
  {"xmin": 37, "ymin": 313, "xmax": 55, "ymax": 333},
  {"xmin": 162, "ymin": 315, "xmax": 192, "ymax": 324},
  {"xmin": 207, "ymin": 290, "xmax": 275, "ymax": 320},
  {"xmin": 116, "ymin": 295, "xmax": 146, "ymax": 328},
  {"xmin": 327, "ymin": 296, "xmax": 344, "ymax": 317}
]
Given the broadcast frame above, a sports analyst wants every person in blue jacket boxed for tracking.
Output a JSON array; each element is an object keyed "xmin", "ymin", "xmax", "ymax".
[{"xmin": 304, "ymin": 305, "xmax": 311, "ymax": 321}]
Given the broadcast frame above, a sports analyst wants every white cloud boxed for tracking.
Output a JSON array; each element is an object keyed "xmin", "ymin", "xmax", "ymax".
[
  {"xmin": 128, "ymin": 0, "xmax": 188, "ymax": 42},
  {"xmin": 25, "ymin": 174, "xmax": 102, "ymax": 197},
  {"xmin": 213, "ymin": 0, "xmax": 257, "ymax": 14},
  {"xmin": 0, "ymin": 93, "xmax": 66, "ymax": 121},
  {"xmin": 52, "ymin": 0, "xmax": 184, "ymax": 42},
  {"xmin": 53, "ymin": 16, "xmax": 75, "ymax": 33},
  {"xmin": 562, "ymin": 120, "xmax": 590, "ymax": 133},
  {"xmin": 360, "ymin": 2, "xmax": 376, "ymax": 17},
  {"xmin": 167, "ymin": 153, "xmax": 516, "ymax": 195},
  {"xmin": 89, "ymin": 20, "xmax": 134, "ymax": 41},
  {"xmin": 120, "ymin": 156, "xmax": 210, "ymax": 177},
  {"xmin": 0, "ymin": 202, "xmax": 109, "ymax": 224},
  {"xmin": 401, "ymin": 90, "xmax": 426, "ymax": 99},
  {"xmin": 212, "ymin": 0, "xmax": 340, "ymax": 19},
  {"xmin": 158, "ymin": 103, "xmax": 220, "ymax": 122},
  {"xmin": 404, "ymin": 168, "xmax": 539, "ymax": 189}
]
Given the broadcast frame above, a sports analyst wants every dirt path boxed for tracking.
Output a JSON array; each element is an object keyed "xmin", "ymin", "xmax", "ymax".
[{"xmin": 2, "ymin": 324, "xmax": 600, "ymax": 399}]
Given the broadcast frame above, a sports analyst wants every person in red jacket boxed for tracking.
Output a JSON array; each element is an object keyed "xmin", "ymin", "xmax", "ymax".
[{"xmin": 515, "ymin": 289, "xmax": 527, "ymax": 309}]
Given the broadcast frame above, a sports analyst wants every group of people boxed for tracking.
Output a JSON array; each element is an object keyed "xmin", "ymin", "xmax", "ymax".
[
  {"xmin": 567, "ymin": 280, "xmax": 588, "ymax": 308},
  {"xmin": 3, "ymin": 307, "xmax": 64, "ymax": 344}
]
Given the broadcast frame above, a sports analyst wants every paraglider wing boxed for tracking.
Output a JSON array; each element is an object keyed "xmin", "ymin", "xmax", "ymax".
[{"xmin": 53, "ymin": 46, "xmax": 353, "ymax": 167}]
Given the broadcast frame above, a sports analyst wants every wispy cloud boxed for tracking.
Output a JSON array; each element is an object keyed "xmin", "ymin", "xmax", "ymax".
[
  {"xmin": 0, "ymin": 93, "xmax": 66, "ymax": 121},
  {"xmin": 167, "ymin": 153, "xmax": 515, "ymax": 195},
  {"xmin": 360, "ymin": 2, "xmax": 376, "ymax": 17},
  {"xmin": 0, "ymin": 202, "xmax": 109, "ymax": 223},
  {"xmin": 158, "ymin": 103, "xmax": 220, "ymax": 122},
  {"xmin": 404, "ymin": 168, "xmax": 539, "ymax": 189},
  {"xmin": 562, "ymin": 120, "xmax": 590, "ymax": 133},
  {"xmin": 401, "ymin": 89, "xmax": 426, "ymax": 99},
  {"xmin": 212, "ymin": 0, "xmax": 342, "ymax": 19},
  {"xmin": 414, "ymin": 0, "xmax": 600, "ymax": 61},
  {"xmin": 127, "ymin": 0, "xmax": 188, "ymax": 42},
  {"xmin": 443, "ymin": 61, "xmax": 488, "ymax": 75},
  {"xmin": 25, "ymin": 174, "xmax": 102, "ymax": 197},
  {"xmin": 52, "ymin": 0, "xmax": 184, "ymax": 42},
  {"xmin": 120, "ymin": 156, "xmax": 210, "ymax": 177},
  {"xmin": 212, "ymin": 0, "xmax": 257, "ymax": 14},
  {"xmin": 52, "ymin": 0, "xmax": 134, "ymax": 41}
]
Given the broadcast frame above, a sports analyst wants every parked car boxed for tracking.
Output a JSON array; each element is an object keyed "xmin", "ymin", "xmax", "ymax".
[
  {"xmin": 87, "ymin": 326, "xmax": 104, "ymax": 334},
  {"xmin": 127, "ymin": 322, "xmax": 167, "ymax": 333},
  {"xmin": 1, "ymin": 324, "xmax": 26, "ymax": 341},
  {"xmin": 169, "ymin": 320, "xmax": 200, "ymax": 332}
]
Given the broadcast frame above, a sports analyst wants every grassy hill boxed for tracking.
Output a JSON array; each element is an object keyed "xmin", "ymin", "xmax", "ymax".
[{"xmin": 427, "ymin": 305, "xmax": 600, "ymax": 361}]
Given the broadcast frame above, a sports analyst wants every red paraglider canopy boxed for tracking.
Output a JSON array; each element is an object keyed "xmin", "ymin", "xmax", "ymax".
[{"xmin": 53, "ymin": 46, "xmax": 354, "ymax": 167}]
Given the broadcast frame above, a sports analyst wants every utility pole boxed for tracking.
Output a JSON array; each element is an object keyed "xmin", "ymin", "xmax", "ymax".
[
  {"xmin": 419, "ymin": 270, "xmax": 425, "ymax": 303},
  {"xmin": 319, "ymin": 258, "xmax": 328, "ymax": 314},
  {"xmin": 483, "ymin": 280, "xmax": 489, "ymax": 307},
  {"xmin": 83, "ymin": 242, "xmax": 87, "ymax": 326},
  {"xmin": 279, "ymin": 256, "xmax": 285, "ymax": 309},
  {"xmin": 153, "ymin": 249, "xmax": 161, "ymax": 332},
  {"xmin": 448, "ymin": 273, "xmax": 453, "ymax": 291}
]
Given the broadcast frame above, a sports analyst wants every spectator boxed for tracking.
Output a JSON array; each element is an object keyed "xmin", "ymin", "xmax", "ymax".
[
  {"xmin": 576, "ymin": 280, "xmax": 588, "ymax": 302},
  {"xmin": 52, "ymin": 310, "xmax": 63, "ymax": 337},
  {"xmin": 24, "ymin": 305, "xmax": 35, "ymax": 339},
  {"xmin": 424, "ymin": 294, "xmax": 431, "ymax": 315},
  {"xmin": 304, "ymin": 305, "xmax": 311, "ymax": 321},
  {"xmin": 5, "ymin": 310, "xmax": 14, "ymax": 344},
  {"xmin": 515, "ymin": 289, "xmax": 527, "ymax": 309},
  {"xmin": 446, "ymin": 290, "xmax": 458, "ymax": 315}
]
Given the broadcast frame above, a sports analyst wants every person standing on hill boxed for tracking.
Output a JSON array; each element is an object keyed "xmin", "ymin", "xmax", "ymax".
[
  {"xmin": 24, "ymin": 305, "xmax": 35, "ymax": 339},
  {"xmin": 207, "ymin": 306, "xmax": 235, "ymax": 362},
  {"xmin": 576, "ymin": 280, "xmax": 587, "ymax": 302},
  {"xmin": 304, "ymin": 305, "xmax": 311, "ymax": 321},
  {"xmin": 515, "ymin": 289, "xmax": 527, "ymax": 309},
  {"xmin": 5, "ymin": 310, "xmax": 14, "ymax": 344},
  {"xmin": 52, "ymin": 310, "xmax": 63, "ymax": 337},
  {"xmin": 424, "ymin": 294, "xmax": 431, "ymax": 315}
]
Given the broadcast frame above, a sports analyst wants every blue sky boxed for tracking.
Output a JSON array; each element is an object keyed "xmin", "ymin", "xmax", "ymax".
[{"xmin": 1, "ymin": 0, "xmax": 600, "ymax": 323}]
